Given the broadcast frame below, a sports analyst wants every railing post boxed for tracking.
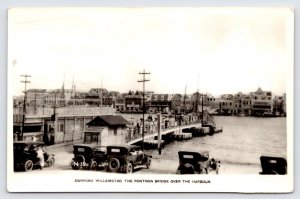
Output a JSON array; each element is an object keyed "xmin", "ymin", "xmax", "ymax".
[{"xmin": 157, "ymin": 113, "xmax": 162, "ymax": 152}]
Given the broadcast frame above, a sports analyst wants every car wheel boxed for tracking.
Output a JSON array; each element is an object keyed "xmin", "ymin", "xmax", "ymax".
[
  {"xmin": 108, "ymin": 158, "xmax": 120, "ymax": 172},
  {"xmin": 126, "ymin": 162, "xmax": 133, "ymax": 174},
  {"xmin": 71, "ymin": 164, "xmax": 80, "ymax": 170},
  {"xmin": 47, "ymin": 157, "xmax": 55, "ymax": 167},
  {"xmin": 24, "ymin": 160, "xmax": 33, "ymax": 171},
  {"xmin": 182, "ymin": 163, "xmax": 195, "ymax": 174},
  {"xmin": 90, "ymin": 160, "xmax": 97, "ymax": 171}
]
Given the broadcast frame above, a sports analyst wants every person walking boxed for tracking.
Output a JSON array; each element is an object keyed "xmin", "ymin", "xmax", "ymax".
[
  {"xmin": 36, "ymin": 146, "xmax": 45, "ymax": 169},
  {"xmin": 158, "ymin": 144, "xmax": 163, "ymax": 155}
]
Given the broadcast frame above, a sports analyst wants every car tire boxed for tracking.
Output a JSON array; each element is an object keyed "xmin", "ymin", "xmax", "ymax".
[
  {"xmin": 90, "ymin": 160, "xmax": 97, "ymax": 171},
  {"xmin": 47, "ymin": 157, "xmax": 55, "ymax": 167},
  {"xmin": 24, "ymin": 160, "xmax": 33, "ymax": 171},
  {"xmin": 182, "ymin": 163, "xmax": 195, "ymax": 174},
  {"xmin": 108, "ymin": 158, "xmax": 120, "ymax": 172},
  {"xmin": 126, "ymin": 162, "xmax": 133, "ymax": 174},
  {"xmin": 71, "ymin": 164, "xmax": 80, "ymax": 170}
]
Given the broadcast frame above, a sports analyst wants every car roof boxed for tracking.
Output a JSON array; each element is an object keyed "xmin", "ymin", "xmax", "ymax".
[
  {"xmin": 178, "ymin": 151, "xmax": 209, "ymax": 161},
  {"xmin": 178, "ymin": 150, "xmax": 209, "ymax": 155},
  {"xmin": 73, "ymin": 144, "xmax": 106, "ymax": 148},
  {"xmin": 107, "ymin": 145, "xmax": 140, "ymax": 150}
]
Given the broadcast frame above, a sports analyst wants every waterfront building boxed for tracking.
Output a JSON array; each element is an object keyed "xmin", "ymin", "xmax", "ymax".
[
  {"xmin": 250, "ymin": 87, "xmax": 273, "ymax": 116},
  {"xmin": 13, "ymin": 96, "xmax": 24, "ymax": 108},
  {"xmin": 219, "ymin": 94, "xmax": 234, "ymax": 114},
  {"xmin": 190, "ymin": 93, "xmax": 218, "ymax": 112},
  {"xmin": 146, "ymin": 94, "xmax": 172, "ymax": 114},
  {"xmin": 145, "ymin": 91, "xmax": 154, "ymax": 101},
  {"xmin": 242, "ymin": 94, "xmax": 252, "ymax": 115},
  {"xmin": 273, "ymin": 94, "xmax": 286, "ymax": 116},
  {"xmin": 233, "ymin": 92, "xmax": 244, "ymax": 114},
  {"xmin": 84, "ymin": 88, "xmax": 115, "ymax": 107},
  {"xmin": 13, "ymin": 114, "xmax": 45, "ymax": 141},
  {"xmin": 13, "ymin": 106, "xmax": 115, "ymax": 143},
  {"xmin": 89, "ymin": 88, "xmax": 108, "ymax": 94},
  {"xmin": 232, "ymin": 92, "xmax": 251, "ymax": 115},
  {"xmin": 68, "ymin": 91, "xmax": 88, "ymax": 106},
  {"xmin": 85, "ymin": 88, "xmax": 104, "ymax": 106},
  {"xmin": 115, "ymin": 94, "xmax": 126, "ymax": 112},
  {"xmin": 206, "ymin": 94, "xmax": 219, "ymax": 108},
  {"xmin": 43, "ymin": 89, "xmax": 73, "ymax": 107},
  {"xmin": 85, "ymin": 115, "xmax": 130, "ymax": 145},
  {"xmin": 171, "ymin": 94, "xmax": 182, "ymax": 111},
  {"xmin": 124, "ymin": 90, "xmax": 143, "ymax": 112},
  {"xmin": 26, "ymin": 89, "xmax": 47, "ymax": 108}
]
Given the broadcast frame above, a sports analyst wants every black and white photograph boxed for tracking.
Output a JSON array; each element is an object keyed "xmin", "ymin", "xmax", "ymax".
[{"xmin": 7, "ymin": 7, "xmax": 294, "ymax": 192}]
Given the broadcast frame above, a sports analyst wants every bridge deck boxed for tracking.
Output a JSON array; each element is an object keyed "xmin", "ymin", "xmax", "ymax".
[{"xmin": 127, "ymin": 122, "xmax": 201, "ymax": 145}]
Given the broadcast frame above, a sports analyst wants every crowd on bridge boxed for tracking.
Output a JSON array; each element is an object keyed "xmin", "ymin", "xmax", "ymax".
[{"xmin": 125, "ymin": 111, "xmax": 212, "ymax": 142}]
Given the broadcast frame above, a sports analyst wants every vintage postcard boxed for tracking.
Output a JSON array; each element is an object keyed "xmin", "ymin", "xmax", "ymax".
[{"xmin": 7, "ymin": 7, "xmax": 294, "ymax": 192}]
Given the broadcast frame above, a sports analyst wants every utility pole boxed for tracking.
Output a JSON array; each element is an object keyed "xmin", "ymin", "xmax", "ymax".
[
  {"xmin": 183, "ymin": 85, "xmax": 187, "ymax": 113},
  {"xmin": 196, "ymin": 74, "xmax": 200, "ymax": 114},
  {"xmin": 72, "ymin": 75, "xmax": 76, "ymax": 107},
  {"xmin": 34, "ymin": 92, "xmax": 37, "ymax": 115},
  {"xmin": 43, "ymin": 96, "xmax": 45, "ymax": 115},
  {"xmin": 201, "ymin": 93, "xmax": 204, "ymax": 124},
  {"xmin": 138, "ymin": 69, "xmax": 150, "ymax": 151},
  {"xmin": 20, "ymin": 74, "xmax": 31, "ymax": 141}
]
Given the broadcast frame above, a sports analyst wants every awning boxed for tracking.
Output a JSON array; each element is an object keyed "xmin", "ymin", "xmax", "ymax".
[{"xmin": 13, "ymin": 122, "xmax": 44, "ymax": 127}]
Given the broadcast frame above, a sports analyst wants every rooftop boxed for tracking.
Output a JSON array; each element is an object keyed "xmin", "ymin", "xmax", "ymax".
[{"xmin": 87, "ymin": 115, "xmax": 130, "ymax": 127}]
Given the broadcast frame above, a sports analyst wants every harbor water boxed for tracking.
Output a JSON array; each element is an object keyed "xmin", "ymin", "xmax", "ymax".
[{"xmin": 121, "ymin": 114, "xmax": 287, "ymax": 174}]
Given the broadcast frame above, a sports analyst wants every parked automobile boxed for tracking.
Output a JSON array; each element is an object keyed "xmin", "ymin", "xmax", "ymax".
[
  {"xmin": 259, "ymin": 155, "xmax": 287, "ymax": 175},
  {"xmin": 14, "ymin": 141, "xmax": 55, "ymax": 171},
  {"xmin": 106, "ymin": 145, "xmax": 152, "ymax": 173},
  {"xmin": 176, "ymin": 151, "xmax": 220, "ymax": 174},
  {"xmin": 70, "ymin": 144, "xmax": 107, "ymax": 170}
]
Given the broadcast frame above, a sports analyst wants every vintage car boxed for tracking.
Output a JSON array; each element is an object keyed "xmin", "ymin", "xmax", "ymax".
[
  {"xmin": 70, "ymin": 144, "xmax": 107, "ymax": 170},
  {"xmin": 14, "ymin": 141, "xmax": 55, "ymax": 171},
  {"xmin": 176, "ymin": 151, "xmax": 220, "ymax": 174},
  {"xmin": 106, "ymin": 145, "xmax": 152, "ymax": 173},
  {"xmin": 259, "ymin": 155, "xmax": 287, "ymax": 175}
]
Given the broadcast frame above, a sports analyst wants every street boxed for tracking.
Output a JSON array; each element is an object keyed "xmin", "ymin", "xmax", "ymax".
[{"xmin": 14, "ymin": 145, "xmax": 261, "ymax": 175}]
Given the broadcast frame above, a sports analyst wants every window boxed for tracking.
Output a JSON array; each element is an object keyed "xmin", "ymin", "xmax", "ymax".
[
  {"xmin": 114, "ymin": 128, "xmax": 117, "ymax": 135},
  {"xmin": 59, "ymin": 123, "xmax": 64, "ymax": 132}
]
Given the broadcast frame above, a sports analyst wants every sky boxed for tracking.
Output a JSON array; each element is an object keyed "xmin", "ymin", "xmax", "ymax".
[{"xmin": 8, "ymin": 7, "xmax": 293, "ymax": 96}]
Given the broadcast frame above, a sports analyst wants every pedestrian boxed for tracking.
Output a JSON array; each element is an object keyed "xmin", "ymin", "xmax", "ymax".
[
  {"xmin": 36, "ymin": 146, "xmax": 45, "ymax": 169},
  {"xmin": 32, "ymin": 136, "xmax": 37, "ymax": 142},
  {"xmin": 158, "ymin": 144, "xmax": 163, "ymax": 155}
]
